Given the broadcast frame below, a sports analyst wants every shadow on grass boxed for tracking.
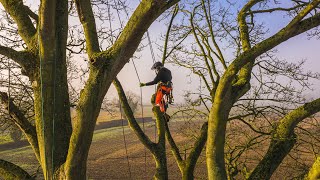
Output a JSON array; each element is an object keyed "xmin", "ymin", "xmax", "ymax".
[{"xmin": 0, "ymin": 140, "xmax": 29, "ymax": 151}]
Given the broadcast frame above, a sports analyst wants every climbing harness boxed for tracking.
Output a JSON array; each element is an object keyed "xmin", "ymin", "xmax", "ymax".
[{"xmin": 156, "ymin": 82, "xmax": 174, "ymax": 113}]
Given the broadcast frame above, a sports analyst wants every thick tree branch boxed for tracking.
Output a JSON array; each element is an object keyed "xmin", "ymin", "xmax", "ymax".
[
  {"xmin": 0, "ymin": 0, "xmax": 37, "ymax": 46},
  {"xmin": 249, "ymin": 98, "xmax": 320, "ymax": 180},
  {"xmin": 185, "ymin": 122, "xmax": 208, "ymax": 171},
  {"xmin": 113, "ymin": 78, "xmax": 155, "ymax": 150},
  {"xmin": 74, "ymin": 0, "xmax": 100, "ymax": 56},
  {"xmin": 0, "ymin": 159, "xmax": 33, "ymax": 180},
  {"xmin": 286, "ymin": 0, "xmax": 320, "ymax": 29},
  {"xmin": 0, "ymin": 45, "xmax": 35, "ymax": 72},
  {"xmin": 0, "ymin": 91, "xmax": 40, "ymax": 161},
  {"xmin": 237, "ymin": 1, "xmax": 256, "ymax": 50},
  {"xmin": 275, "ymin": 98, "xmax": 320, "ymax": 138},
  {"xmin": 165, "ymin": 122, "xmax": 184, "ymax": 165},
  {"xmin": 233, "ymin": 0, "xmax": 263, "ymax": 95},
  {"xmin": 24, "ymin": 5, "xmax": 39, "ymax": 23},
  {"xmin": 101, "ymin": 0, "xmax": 180, "ymax": 69},
  {"xmin": 217, "ymin": 7, "xmax": 320, "ymax": 100},
  {"xmin": 306, "ymin": 156, "xmax": 320, "ymax": 180}
]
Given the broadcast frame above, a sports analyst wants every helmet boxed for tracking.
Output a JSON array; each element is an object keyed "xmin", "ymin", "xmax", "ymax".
[{"xmin": 151, "ymin": 61, "xmax": 163, "ymax": 70}]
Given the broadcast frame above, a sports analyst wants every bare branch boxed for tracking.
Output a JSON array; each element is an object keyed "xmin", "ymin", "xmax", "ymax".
[
  {"xmin": 162, "ymin": 4, "xmax": 179, "ymax": 64},
  {"xmin": 249, "ymin": 97, "xmax": 320, "ymax": 180},
  {"xmin": 0, "ymin": 46, "xmax": 34, "ymax": 72},
  {"xmin": 201, "ymin": 0, "xmax": 227, "ymax": 69},
  {"xmin": 74, "ymin": 0, "xmax": 100, "ymax": 56},
  {"xmin": 248, "ymin": 4, "xmax": 307, "ymax": 14},
  {"xmin": 24, "ymin": 5, "xmax": 39, "ymax": 23},
  {"xmin": 0, "ymin": 91, "xmax": 39, "ymax": 161},
  {"xmin": 113, "ymin": 78, "xmax": 155, "ymax": 150},
  {"xmin": 0, "ymin": 0, "xmax": 37, "ymax": 46},
  {"xmin": 0, "ymin": 159, "xmax": 33, "ymax": 180}
]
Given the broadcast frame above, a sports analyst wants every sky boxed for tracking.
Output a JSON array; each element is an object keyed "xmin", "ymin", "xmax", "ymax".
[
  {"xmin": 0, "ymin": 0, "xmax": 319, "ymax": 105},
  {"xmin": 106, "ymin": 0, "xmax": 320, "ymax": 105}
]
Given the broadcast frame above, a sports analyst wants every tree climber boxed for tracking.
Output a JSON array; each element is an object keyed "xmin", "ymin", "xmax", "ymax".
[{"xmin": 140, "ymin": 61, "xmax": 173, "ymax": 121}]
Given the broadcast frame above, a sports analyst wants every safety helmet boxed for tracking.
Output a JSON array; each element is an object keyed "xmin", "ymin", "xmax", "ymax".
[{"xmin": 151, "ymin": 61, "xmax": 163, "ymax": 70}]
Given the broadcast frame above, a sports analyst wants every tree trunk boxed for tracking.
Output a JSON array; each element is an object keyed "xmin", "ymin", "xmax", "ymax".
[
  {"xmin": 153, "ymin": 149, "xmax": 168, "ymax": 180},
  {"xmin": 35, "ymin": 0, "xmax": 72, "ymax": 178},
  {"xmin": 152, "ymin": 106, "xmax": 168, "ymax": 180},
  {"xmin": 206, "ymin": 99, "xmax": 232, "ymax": 180},
  {"xmin": 181, "ymin": 164, "xmax": 195, "ymax": 180}
]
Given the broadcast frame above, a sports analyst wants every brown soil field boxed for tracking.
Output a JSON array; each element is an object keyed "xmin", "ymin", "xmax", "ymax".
[
  {"xmin": 0, "ymin": 115, "xmax": 318, "ymax": 180},
  {"xmin": 0, "ymin": 119, "xmax": 208, "ymax": 180}
]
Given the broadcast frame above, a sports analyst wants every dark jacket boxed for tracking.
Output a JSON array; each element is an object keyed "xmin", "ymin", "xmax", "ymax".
[{"xmin": 146, "ymin": 67, "xmax": 172, "ymax": 86}]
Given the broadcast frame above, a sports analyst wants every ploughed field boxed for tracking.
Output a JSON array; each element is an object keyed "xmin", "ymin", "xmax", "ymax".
[
  {"xmin": 0, "ymin": 116, "xmax": 208, "ymax": 180},
  {"xmin": 0, "ymin": 113, "xmax": 319, "ymax": 179}
]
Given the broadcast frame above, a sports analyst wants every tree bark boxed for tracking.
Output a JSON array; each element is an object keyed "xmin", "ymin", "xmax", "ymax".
[
  {"xmin": 0, "ymin": 92, "xmax": 40, "ymax": 161},
  {"xmin": 0, "ymin": 159, "xmax": 34, "ymax": 180},
  {"xmin": 249, "ymin": 98, "xmax": 320, "ymax": 180},
  {"xmin": 306, "ymin": 156, "xmax": 320, "ymax": 180},
  {"xmin": 165, "ymin": 120, "xmax": 208, "ymax": 180},
  {"xmin": 153, "ymin": 146, "xmax": 168, "ymax": 180},
  {"xmin": 114, "ymin": 78, "xmax": 168, "ymax": 179},
  {"xmin": 1, "ymin": 0, "xmax": 179, "ymax": 179},
  {"xmin": 152, "ymin": 105, "xmax": 168, "ymax": 180},
  {"xmin": 64, "ymin": 1, "xmax": 179, "ymax": 179},
  {"xmin": 36, "ymin": 0, "xmax": 72, "ymax": 178},
  {"xmin": 248, "ymin": 138, "xmax": 296, "ymax": 180},
  {"xmin": 206, "ymin": 101, "xmax": 232, "ymax": 180}
]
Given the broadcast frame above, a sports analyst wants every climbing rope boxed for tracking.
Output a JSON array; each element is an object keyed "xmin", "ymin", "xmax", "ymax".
[
  {"xmin": 7, "ymin": 58, "xmax": 10, "ymax": 115},
  {"xmin": 131, "ymin": 60, "xmax": 147, "ymax": 175},
  {"xmin": 119, "ymin": 99, "xmax": 132, "ymax": 179},
  {"xmin": 146, "ymin": 28, "xmax": 159, "ymax": 143},
  {"xmin": 114, "ymin": 3, "xmax": 153, "ymax": 176},
  {"xmin": 114, "ymin": 3, "xmax": 162, "ymax": 176},
  {"xmin": 147, "ymin": 31, "xmax": 156, "ymax": 63}
]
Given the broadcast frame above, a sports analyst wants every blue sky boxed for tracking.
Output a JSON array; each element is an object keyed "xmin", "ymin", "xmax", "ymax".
[
  {"xmin": 1, "ymin": 0, "xmax": 318, "ymax": 105},
  {"xmin": 108, "ymin": 0, "xmax": 320, "ymax": 104}
]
